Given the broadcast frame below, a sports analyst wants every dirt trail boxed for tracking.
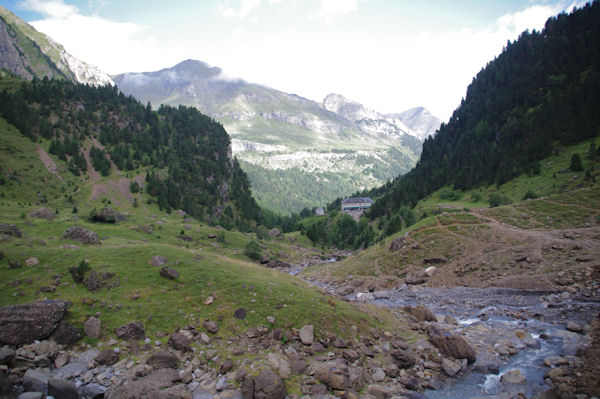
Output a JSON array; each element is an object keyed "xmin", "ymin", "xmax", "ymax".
[{"xmin": 36, "ymin": 146, "xmax": 63, "ymax": 182}]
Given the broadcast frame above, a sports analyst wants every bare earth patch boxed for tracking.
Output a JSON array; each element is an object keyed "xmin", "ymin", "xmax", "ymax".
[{"xmin": 36, "ymin": 146, "xmax": 62, "ymax": 182}]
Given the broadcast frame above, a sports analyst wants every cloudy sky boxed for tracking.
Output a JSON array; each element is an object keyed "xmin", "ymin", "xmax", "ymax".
[{"xmin": 1, "ymin": 0, "xmax": 586, "ymax": 120}]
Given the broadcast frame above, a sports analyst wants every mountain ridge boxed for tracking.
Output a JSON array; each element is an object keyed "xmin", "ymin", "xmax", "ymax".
[
  {"xmin": 0, "ymin": 5, "xmax": 113, "ymax": 86},
  {"xmin": 113, "ymin": 59, "xmax": 438, "ymax": 214}
]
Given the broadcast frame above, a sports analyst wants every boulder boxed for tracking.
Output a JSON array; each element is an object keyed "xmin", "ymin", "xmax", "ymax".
[
  {"xmin": 266, "ymin": 353, "xmax": 291, "ymax": 378},
  {"xmin": 242, "ymin": 368, "xmax": 286, "ymax": 399},
  {"xmin": 425, "ymin": 266, "xmax": 436, "ymax": 277},
  {"xmin": 25, "ymin": 257, "xmax": 39, "ymax": 267},
  {"xmin": 314, "ymin": 362, "xmax": 349, "ymax": 390},
  {"xmin": 566, "ymin": 321, "xmax": 583, "ymax": 333},
  {"xmin": 299, "ymin": 325, "xmax": 314, "ymax": 345},
  {"xmin": 501, "ymin": 369, "xmax": 526, "ymax": 384},
  {"xmin": 0, "ymin": 346, "xmax": 15, "ymax": 365},
  {"xmin": 427, "ymin": 326, "xmax": 476, "ymax": 364},
  {"xmin": 48, "ymin": 377, "xmax": 78, "ymax": 399},
  {"xmin": 84, "ymin": 317, "xmax": 101, "ymax": 339},
  {"xmin": 81, "ymin": 383, "xmax": 107, "ymax": 399},
  {"xmin": 61, "ymin": 226, "xmax": 100, "ymax": 245},
  {"xmin": 168, "ymin": 332, "xmax": 190, "ymax": 352},
  {"xmin": 90, "ymin": 207, "xmax": 123, "ymax": 223},
  {"xmin": 105, "ymin": 368, "xmax": 186, "ymax": 399},
  {"xmin": 149, "ymin": 255, "xmax": 168, "ymax": 267},
  {"xmin": 159, "ymin": 266, "xmax": 179, "ymax": 280},
  {"xmin": 203, "ymin": 320, "xmax": 218, "ymax": 334},
  {"xmin": 441, "ymin": 358, "xmax": 462, "ymax": 377},
  {"xmin": 405, "ymin": 271, "xmax": 428, "ymax": 285},
  {"xmin": 220, "ymin": 360, "xmax": 234, "ymax": 374},
  {"xmin": 18, "ymin": 393, "xmax": 44, "ymax": 399},
  {"xmin": 389, "ymin": 236, "xmax": 407, "ymax": 251},
  {"xmin": 0, "ymin": 301, "xmax": 67, "ymax": 345},
  {"xmin": 0, "ymin": 224, "xmax": 23, "ymax": 237},
  {"xmin": 390, "ymin": 349, "xmax": 416, "ymax": 369},
  {"xmin": 333, "ymin": 336, "xmax": 347, "ymax": 348},
  {"xmin": 23, "ymin": 368, "xmax": 49, "ymax": 394},
  {"xmin": 268, "ymin": 228, "xmax": 281, "ymax": 238},
  {"xmin": 51, "ymin": 321, "xmax": 82, "ymax": 345},
  {"xmin": 29, "ymin": 208, "xmax": 55, "ymax": 220},
  {"xmin": 115, "ymin": 321, "xmax": 145, "ymax": 341},
  {"xmin": 405, "ymin": 305, "xmax": 436, "ymax": 322},
  {"xmin": 147, "ymin": 350, "xmax": 178, "ymax": 369},
  {"xmin": 234, "ymin": 308, "xmax": 247, "ymax": 319},
  {"xmin": 96, "ymin": 349, "xmax": 119, "ymax": 366}
]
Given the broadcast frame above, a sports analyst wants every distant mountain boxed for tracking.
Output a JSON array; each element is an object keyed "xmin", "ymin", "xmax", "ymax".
[
  {"xmin": 114, "ymin": 60, "xmax": 431, "ymax": 214},
  {"xmin": 0, "ymin": 6, "xmax": 112, "ymax": 86},
  {"xmin": 322, "ymin": 93, "xmax": 440, "ymax": 140}
]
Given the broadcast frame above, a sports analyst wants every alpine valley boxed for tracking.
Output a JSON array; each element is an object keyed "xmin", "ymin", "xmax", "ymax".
[{"xmin": 113, "ymin": 61, "xmax": 441, "ymax": 214}]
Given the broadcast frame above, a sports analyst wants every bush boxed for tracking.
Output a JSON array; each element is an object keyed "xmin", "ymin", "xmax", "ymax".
[
  {"xmin": 439, "ymin": 186, "xmax": 463, "ymax": 201},
  {"xmin": 130, "ymin": 180, "xmax": 140, "ymax": 193},
  {"xmin": 69, "ymin": 259, "xmax": 90, "ymax": 283},
  {"xmin": 523, "ymin": 190, "xmax": 538, "ymax": 200},
  {"xmin": 489, "ymin": 193, "xmax": 512, "ymax": 207},
  {"xmin": 471, "ymin": 192, "xmax": 482, "ymax": 202},
  {"xmin": 244, "ymin": 240, "xmax": 263, "ymax": 261}
]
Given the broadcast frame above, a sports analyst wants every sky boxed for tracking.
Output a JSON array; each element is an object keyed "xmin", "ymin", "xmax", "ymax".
[{"xmin": 0, "ymin": 0, "xmax": 587, "ymax": 120}]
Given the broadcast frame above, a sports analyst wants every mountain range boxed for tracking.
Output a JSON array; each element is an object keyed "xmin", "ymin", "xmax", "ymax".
[
  {"xmin": 0, "ymin": 6, "xmax": 112, "ymax": 86},
  {"xmin": 113, "ymin": 60, "xmax": 441, "ymax": 213}
]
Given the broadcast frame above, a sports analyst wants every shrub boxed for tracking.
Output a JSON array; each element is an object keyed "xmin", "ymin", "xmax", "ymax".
[
  {"xmin": 489, "ymin": 193, "xmax": 512, "ymax": 207},
  {"xmin": 523, "ymin": 190, "xmax": 538, "ymax": 200},
  {"xmin": 570, "ymin": 153, "xmax": 583, "ymax": 171},
  {"xmin": 244, "ymin": 240, "xmax": 263, "ymax": 261}
]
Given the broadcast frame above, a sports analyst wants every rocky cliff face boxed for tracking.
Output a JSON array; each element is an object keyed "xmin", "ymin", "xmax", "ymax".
[{"xmin": 0, "ymin": 6, "xmax": 113, "ymax": 86}]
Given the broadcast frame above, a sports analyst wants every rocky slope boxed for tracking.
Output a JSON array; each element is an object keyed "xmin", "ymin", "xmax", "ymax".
[
  {"xmin": 0, "ymin": 6, "xmax": 113, "ymax": 86},
  {"xmin": 113, "ymin": 60, "xmax": 435, "ymax": 214}
]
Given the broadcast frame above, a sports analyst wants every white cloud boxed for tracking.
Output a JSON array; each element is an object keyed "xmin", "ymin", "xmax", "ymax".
[
  {"xmin": 313, "ymin": 0, "xmax": 358, "ymax": 21},
  {"xmin": 218, "ymin": 0, "xmax": 261, "ymax": 19},
  {"xmin": 20, "ymin": 0, "xmax": 77, "ymax": 18}
]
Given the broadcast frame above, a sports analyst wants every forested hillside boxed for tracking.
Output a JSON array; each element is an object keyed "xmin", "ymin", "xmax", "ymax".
[
  {"xmin": 0, "ymin": 76, "xmax": 261, "ymax": 228},
  {"xmin": 369, "ymin": 2, "xmax": 600, "ymax": 220}
]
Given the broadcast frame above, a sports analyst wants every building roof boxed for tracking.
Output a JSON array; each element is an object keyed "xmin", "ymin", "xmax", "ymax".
[{"xmin": 342, "ymin": 197, "xmax": 373, "ymax": 205}]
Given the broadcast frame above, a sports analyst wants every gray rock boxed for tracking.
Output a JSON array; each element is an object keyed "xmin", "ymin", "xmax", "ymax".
[
  {"xmin": 48, "ymin": 377, "xmax": 78, "ymax": 399},
  {"xmin": 29, "ymin": 208, "xmax": 55, "ymax": 220},
  {"xmin": 405, "ymin": 305, "xmax": 436, "ymax": 322},
  {"xmin": 84, "ymin": 317, "xmax": 101, "ymax": 339},
  {"xmin": 149, "ymin": 255, "xmax": 168, "ymax": 267},
  {"xmin": 115, "ymin": 321, "xmax": 145, "ymax": 341},
  {"xmin": 426, "ymin": 326, "xmax": 476, "ymax": 364},
  {"xmin": 18, "ymin": 393, "xmax": 44, "ymax": 399},
  {"xmin": 203, "ymin": 320, "xmax": 218, "ymax": 334},
  {"xmin": 0, "ymin": 346, "xmax": 15, "ymax": 365},
  {"xmin": 147, "ymin": 350, "xmax": 178, "ymax": 369},
  {"xmin": 242, "ymin": 368, "xmax": 286, "ymax": 399},
  {"xmin": 0, "ymin": 301, "xmax": 67, "ymax": 345},
  {"xmin": 566, "ymin": 321, "xmax": 583, "ymax": 333},
  {"xmin": 501, "ymin": 369, "xmax": 526, "ymax": 384},
  {"xmin": 81, "ymin": 383, "xmax": 107, "ymax": 399},
  {"xmin": 168, "ymin": 332, "xmax": 191, "ymax": 352},
  {"xmin": 51, "ymin": 321, "xmax": 83, "ymax": 345},
  {"xmin": 299, "ymin": 325, "xmax": 314, "ymax": 345},
  {"xmin": 390, "ymin": 349, "xmax": 415, "ymax": 369},
  {"xmin": 441, "ymin": 357, "xmax": 461, "ymax": 377},
  {"xmin": 61, "ymin": 226, "xmax": 100, "ymax": 245},
  {"xmin": 23, "ymin": 368, "xmax": 49, "ymax": 394},
  {"xmin": 314, "ymin": 361, "xmax": 349, "ymax": 390},
  {"xmin": 0, "ymin": 224, "xmax": 23, "ymax": 237},
  {"xmin": 105, "ymin": 368, "xmax": 184, "ymax": 398},
  {"xmin": 372, "ymin": 367, "xmax": 386, "ymax": 382},
  {"xmin": 160, "ymin": 266, "xmax": 179, "ymax": 280},
  {"xmin": 95, "ymin": 349, "xmax": 119, "ymax": 366},
  {"xmin": 266, "ymin": 353, "xmax": 291, "ymax": 378}
]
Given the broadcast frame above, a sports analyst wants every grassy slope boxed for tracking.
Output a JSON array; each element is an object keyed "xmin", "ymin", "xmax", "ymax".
[
  {"xmin": 0, "ymin": 117, "xmax": 406, "ymax": 348},
  {"xmin": 302, "ymin": 138, "xmax": 600, "ymax": 289}
]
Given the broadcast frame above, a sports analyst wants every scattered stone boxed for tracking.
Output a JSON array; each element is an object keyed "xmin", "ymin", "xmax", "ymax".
[
  {"xmin": 61, "ymin": 226, "xmax": 100, "ymax": 245},
  {"xmin": 204, "ymin": 296, "xmax": 214, "ymax": 305},
  {"xmin": 405, "ymin": 270, "xmax": 428, "ymax": 285},
  {"xmin": 203, "ymin": 320, "xmax": 219, "ymax": 334},
  {"xmin": 221, "ymin": 360, "xmax": 234, "ymax": 374},
  {"xmin": 159, "ymin": 266, "xmax": 179, "ymax": 280},
  {"xmin": 54, "ymin": 353, "xmax": 69, "ymax": 368},
  {"xmin": 501, "ymin": 369, "xmax": 526, "ymax": 384},
  {"xmin": 96, "ymin": 349, "xmax": 119, "ymax": 366},
  {"xmin": 267, "ymin": 316, "xmax": 276, "ymax": 325},
  {"xmin": 84, "ymin": 317, "xmax": 101, "ymax": 339},
  {"xmin": 441, "ymin": 357, "xmax": 462, "ymax": 377},
  {"xmin": 266, "ymin": 353, "xmax": 291, "ymax": 378},
  {"xmin": 147, "ymin": 350, "xmax": 178, "ymax": 369},
  {"xmin": 80, "ymin": 383, "xmax": 107, "ymax": 399},
  {"xmin": 83, "ymin": 271, "xmax": 102, "ymax": 292},
  {"xmin": 389, "ymin": 236, "xmax": 406, "ymax": 251},
  {"xmin": 333, "ymin": 336, "xmax": 347, "ymax": 348},
  {"xmin": 149, "ymin": 255, "xmax": 168, "ymax": 267},
  {"xmin": 0, "ymin": 224, "xmax": 23, "ymax": 237},
  {"xmin": 29, "ymin": 207, "xmax": 55, "ymax": 220},
  {"xmin": 423, "ymin": 257, "xmax": 447, "ymax": 264},
  {"xmin": 115, "ymin": 321, "xmax": 145, "ymax": 341},
  {"xmin": 51, "ymin": 321, "xmax": 82, "ymax": 345},
  {"xmin": 390, "ymin": 349, "xmax": 415, "ymax": 369},
  {"xmin": 234, "ymin": 308, "xmax": 247, "ymax": 319},
  {"xmin": 405, "ymin": 305, "xmax": 436, "ymax": 322},
  {"xmin": 199, "ymin": 333, "xmax": 211, "ymax": 344},
  {"xmin": 567, "ymin": 321, "xmax": 584, "ymax": 333},
  {"xmin": 23, "ymin": 368, "xmax": 49, "ymax": 394},
  {"xmin": 372, "ymin": 367, "xmax": 386, "ymax": 382},
  {"xmin": 242, "ymin": 368, "xmax": 286, "ymax": 399},
  {"xmin": 427, "ymin": 326, "xmax": 476, "ymax": 364},
  {"xmin": 314, "ymin": 362, "xmax": 349, "ymax": 390},
  {"xmin": 299, "ymin": 325, "xmax": 314, "ymax": 345},
  {"xmin": 25, "ymin": 257, "xmax": 39, "ymax": 266},
  {"xmin": 104, "ymin": 368, "xmax": 184, "ymax": 399},
  {"xmin": 269, "ymin": 228, "xmax": 281, "ymax": 238},
  {"xmin": 168, "ymin": 332, "xmax": 190, "ymax": 352},
  {"xmin": 425, "ymin": 266, "xmax": 436, "ymax": 277},
  {"xmin": 0, "ymin": 300, "xmax": 67, "ymax": 345},
  {"xmin": 48, "ymin": 377, "xmax": 78, "ymax": 399},
  {"xmin": 7, "ymin": 260, "xmax": 22, "ymax": 269}
]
